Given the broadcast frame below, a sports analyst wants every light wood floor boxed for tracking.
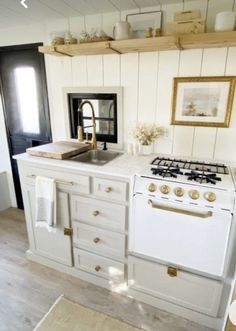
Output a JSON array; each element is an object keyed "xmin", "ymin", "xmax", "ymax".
[{"xmin": 0, "ymin": 208, "xmax": 221, "ymax": 331}]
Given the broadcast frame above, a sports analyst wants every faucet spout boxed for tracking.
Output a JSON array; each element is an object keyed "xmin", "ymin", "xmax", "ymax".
[{"xmin": 77, "ymin": 100, "xmax": 97, "ymax": 150}]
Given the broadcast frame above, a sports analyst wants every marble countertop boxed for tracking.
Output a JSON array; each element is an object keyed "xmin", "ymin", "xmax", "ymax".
[{"xmin": 14, "ymin": 152, "xmax": 154, "ymax": 180}]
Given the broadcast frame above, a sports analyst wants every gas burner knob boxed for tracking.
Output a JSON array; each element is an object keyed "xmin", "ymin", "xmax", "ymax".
[
  {"xmin": 148, "ymin": 183, "xmax": 157, "ymax": 193},
  {"xmin": 160, "ymin": 185, "xmax": 170, "ymax": 194},
  {"xmin": 189, "ymin": 189, "xmax": 200, "ymax": 200},
  {"xmin": 204, "ymin": 192, "xmax": 216, "ymax": 202},
  {"xmin": 174, "ymin": 187, "xmax": 184, "ymax": 197}
]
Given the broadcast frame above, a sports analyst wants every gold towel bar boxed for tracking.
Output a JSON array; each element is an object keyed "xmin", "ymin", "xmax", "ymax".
[{"xmin": 27, "ymin": 174, "xmax": 74, "ymax": 186}]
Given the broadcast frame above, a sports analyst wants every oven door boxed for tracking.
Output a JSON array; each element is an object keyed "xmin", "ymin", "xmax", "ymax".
[{"xmin": 130, "ymin": 194, "xmax": 232, "ymax": 277}]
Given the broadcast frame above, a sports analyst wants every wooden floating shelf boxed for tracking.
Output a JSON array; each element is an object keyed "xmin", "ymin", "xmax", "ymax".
[{"xmin": 39, "ymin": 31, "xmax": 236, "ymax": 57}]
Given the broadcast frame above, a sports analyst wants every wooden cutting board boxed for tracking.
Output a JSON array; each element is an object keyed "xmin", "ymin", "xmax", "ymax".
[{"xmin": 26, "ymin": 141, "xmax": 90, "ymax": 160}]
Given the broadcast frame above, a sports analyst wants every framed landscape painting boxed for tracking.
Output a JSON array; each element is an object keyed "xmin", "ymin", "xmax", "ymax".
[{"xmin": 171, "ymin": 76, "xmax": 236, "ymax": 127}]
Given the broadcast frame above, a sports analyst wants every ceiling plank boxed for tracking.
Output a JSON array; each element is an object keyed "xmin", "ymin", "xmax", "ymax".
[
  {"xmin": 133, "ymin": 0, "xmax": 161, "ymax": 8},
  {"xmin": 83, "ymin": 0, "xmax": 118, "ymax": 13},
  {"xmin": 108, "ymin": 0, "xmax": 138, "ymax": 11},
  {"xmin": 39, "ymin": 0, "xmax": 82, "ymax": 17},
  {"xmin": 3, "ymin": 0, "xmax": 64, "ymax": 21},
  {"xmin": 63, "ymin": 0, "xmax": 99, "ymax": 15}
]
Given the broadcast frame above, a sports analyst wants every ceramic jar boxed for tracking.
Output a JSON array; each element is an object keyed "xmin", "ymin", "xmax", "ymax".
[
  {"xmin": 214, "ymin": 11, "xmax": 236, "ymax": 32},
  {"xmin": 113, "ymin": 21, "xmax": 132, "ymax": 40}
]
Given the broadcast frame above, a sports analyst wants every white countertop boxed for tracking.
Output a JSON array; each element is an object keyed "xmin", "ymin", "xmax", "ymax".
[{"xmin": 14, "ymin": 152, "xmax": 154, "ymax": 180}]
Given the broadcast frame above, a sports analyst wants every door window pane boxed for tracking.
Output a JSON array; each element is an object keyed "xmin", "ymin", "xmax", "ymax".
[{"xmin": 14, "ymin": 66, "xmax": 40, "ymax": 134}]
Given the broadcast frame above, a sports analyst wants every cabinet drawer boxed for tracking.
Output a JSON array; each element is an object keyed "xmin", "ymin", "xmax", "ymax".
[
  {"xmin": 93, "ymin": 177, "xmax": 127, "ymax": 203},
  {"xmin": 21, "ymin": 165, "xmax": 90, "ymax": 194},
  {"xmin": 73, "ymin": 223, "xmax": 126, "ymax": 259},
  {"xmin": 128, "ymin": 256, "xmax": 222, "ymax": 317},
  {"xmin": 74, "ymin": 248, "xmax": 125, "ymax": 282},
  {"xmin": 71, "ymin": 195, "xmax": 126, "ymax": 232}
]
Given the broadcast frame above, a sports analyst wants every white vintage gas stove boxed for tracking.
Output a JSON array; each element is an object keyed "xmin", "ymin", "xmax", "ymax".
[{"xmin": 130, "ymin": 156, "xmax": 236, "ymax": 277}]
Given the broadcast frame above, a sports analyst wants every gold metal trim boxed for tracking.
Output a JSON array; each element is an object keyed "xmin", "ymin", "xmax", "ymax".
[
  {"xmin": 64, "ymin": 227, "xmax": 73, "ymax": 236},
  {"xmin": 167, "ymin": 266, "xmax": 177, "ymax": 277},
  {"xmin": 93, "ymin": 210, "xmax": 100, "ymax": 216},
  {"xmin": 93, "ymin": 237, "xmax": 100, "ymax": 243},
  {"xmin": 171, "ymin": 76, "xmax": 236, "ymax": 127},
  {"xmin": 148, "ymin": 199, "xmax": 213, "ymax": 218},
  {"xmin": 95, "ymin": 265, "xmax": 101, "ymax": 272}
]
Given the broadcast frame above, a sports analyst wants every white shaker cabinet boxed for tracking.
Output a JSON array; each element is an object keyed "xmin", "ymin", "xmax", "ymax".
[
  {"xmin": 21, "ymin": 183, "xmax": 73, "ymax": 266},
  {"xmin": 18, "ymin": 161, "xmax": 129, "ymax": 288}
]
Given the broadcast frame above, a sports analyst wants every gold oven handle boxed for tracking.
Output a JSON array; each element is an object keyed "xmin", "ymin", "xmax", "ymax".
[{"xmin": 148, "ymin": 199, "xmax": 213, "ymax": 219}]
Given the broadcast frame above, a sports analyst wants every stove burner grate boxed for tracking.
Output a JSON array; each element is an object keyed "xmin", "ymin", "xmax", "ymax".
[
  {"xmin": 185, "ymin": 171, "xmax": 222, "ymax": 185},
  {"xmin": 151, "ymin": 166, "xmax": 183, "ymax": 178},
  {"xmin": 151, "ymin": 156, "xmax": 229, "ymax": 175}
]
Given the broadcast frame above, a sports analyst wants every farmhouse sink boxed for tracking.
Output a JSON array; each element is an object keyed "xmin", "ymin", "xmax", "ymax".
[{"xmin": 69, "ymin": 149, "xmax": 122, "ymax": 165}]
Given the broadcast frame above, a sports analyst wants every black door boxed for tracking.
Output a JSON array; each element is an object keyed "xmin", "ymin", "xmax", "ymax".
[{"xmin": 0, "ymin": 43, "xmax": 52, "ymax": 209}]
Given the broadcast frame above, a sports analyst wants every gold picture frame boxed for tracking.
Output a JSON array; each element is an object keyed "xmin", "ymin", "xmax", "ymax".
[{"xmin": 171, "ymin": 76, "xmax": 236, "ymax": 127}]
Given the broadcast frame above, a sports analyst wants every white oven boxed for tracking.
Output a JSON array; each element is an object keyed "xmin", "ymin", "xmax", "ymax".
[{"xmin": 129, "ymin": 157, "xmax": 236, "ymax": 277}]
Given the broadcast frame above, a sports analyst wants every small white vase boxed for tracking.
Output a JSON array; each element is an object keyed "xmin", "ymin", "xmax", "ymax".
[{"xmin": 139, "ymin": 144, "xmax": 153, "ymax": 155}]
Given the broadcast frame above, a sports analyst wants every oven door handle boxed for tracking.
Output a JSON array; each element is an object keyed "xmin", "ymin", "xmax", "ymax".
[{"xmin": 148, "ymin": 199, "xmax": 213, "ymax": 219}]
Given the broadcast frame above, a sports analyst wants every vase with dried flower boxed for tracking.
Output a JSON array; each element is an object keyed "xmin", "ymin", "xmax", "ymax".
[{"xmin": 133, "ymin": 123, "xmax": 166, "ymax": 155}]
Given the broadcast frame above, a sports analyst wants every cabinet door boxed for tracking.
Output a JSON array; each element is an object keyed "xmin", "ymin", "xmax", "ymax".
[{"xmin": 23, "ymin": 184, "xmax": 72, "ymax": 266}]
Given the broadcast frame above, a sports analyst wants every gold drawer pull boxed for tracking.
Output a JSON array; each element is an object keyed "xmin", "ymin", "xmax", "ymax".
[
  {"xmin": 93, "ymin": 210, "xmax": 100, "ymax": 216},
  {"xmin": 93, "ymin": 237, "xmax": 100, "ymax": 243},
  {"xmin": 64, "ymin": 227, "xmax": 73, "ymax": 236},
  {"xmin": 148, "ymin": 199, "xmax": 213, "ymax": 219},
  {"xmin": 105, "ymin": 187, "xmax": 112, "ymax": 193},
  {"xmin": 167, "ymin": 266, "xmax": 177, "ymax": 277},
  {"xmin": 95, "ymin": 265, "xmax": 101, "ymax": 272}
]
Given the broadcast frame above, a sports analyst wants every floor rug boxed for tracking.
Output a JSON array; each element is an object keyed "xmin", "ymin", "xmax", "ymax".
[{"xmin": 34, "ymin": 295, "xmax": 144, "ymax": 331}]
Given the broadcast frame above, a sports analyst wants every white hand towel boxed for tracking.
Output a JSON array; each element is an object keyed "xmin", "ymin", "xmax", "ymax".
[{"xmin": 35, "ymin": 176, "xmax": 56, "ymax": 229}]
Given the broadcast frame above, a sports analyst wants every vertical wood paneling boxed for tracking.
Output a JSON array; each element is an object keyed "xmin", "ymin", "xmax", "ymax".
[
  {"xmin": 178, "ymin": 49, "xmax": 203, "ymax": 76},
  {"xmin": 71, "ymin": 56, "xmax": 87, "ymax": 86},
  {"xmin": 183, "ymin": 0, "xmax": 208, "ymax": 19},
  {"xmin": 214, "ymin": 129, "xmax": 236, "ymax": 161},
  {"xmin": 173, "ymin": 127, "xmax": 195, "ymax": 157},
  {"xmin": 103, "ymin": 55, "xmax": 120, "ymax": 85},
  {"xmin": 206, "ymin": 0, "xmax": 234, "ymax": 31},
  {"xmin": 121, "ymin": 53, "xmax": 139, "ymax": 145},
  {"xmin": 214, "ymin": 46, "xmax": 236, "ymax": 161},
  {"xmin": 102, "ymin": 11, "xmax": 120, "ymax": 37},
  {"xmin": 200, "ymin": 47, "xmax": 228, "ymax": 160},
  {"xmin": 46, "ymin": 57, "xmax": 72, "ymax": 141},
  {"xmin": 192, "ymin": 127, "xmax": 217, "ymax": 160},
  {"xmin": 87, "ymin": 56, "xmax": 103, "ymax": 86},
  {"xmin": 174, "ymin": 49, "xmax": 203, "ymax": 157},
  {"xmin": 154, "ymin": 50, "xmax": 179, "ymax": 154},
  {"xmin": 137, "ymin": 52, "xmax": 158, "ymax": 123},
  {"xmin": 161, "ymin": 2, "xmax": 184, "ymax": 35},
  {"xmin": 201, "ymin": 48, "xmax": 228, "ymax": 76},
  {"xmin": 44, "ymin": 18, "xmax": 69, "ymax": 44},
  {"xmin": 85, "ymin": 14, "xmax": 102, "ymax": 32},
  {"xmin": 69, "ymin": 15, "xmax": 85, "ymax": 38}
]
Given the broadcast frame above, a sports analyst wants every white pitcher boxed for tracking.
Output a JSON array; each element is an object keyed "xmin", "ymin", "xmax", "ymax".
[{"xmin": 113, "ymin": 21, "xmax": 132, "ymax": 40}]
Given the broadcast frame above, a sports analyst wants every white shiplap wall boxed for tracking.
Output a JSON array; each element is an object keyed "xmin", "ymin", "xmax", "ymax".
[
  {"xmin": 0, "ymin": 0, "xmax": 236, "ymax": 206},
  {"xmin": 44, "ymin": 0, "xmax": 236, "ymax": 162}
]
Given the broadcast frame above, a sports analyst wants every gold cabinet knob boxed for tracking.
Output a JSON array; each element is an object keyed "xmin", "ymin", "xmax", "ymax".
[
  {"xmin": 167, "ymin": 266, "xmax": 177, "ymax": 277},
  {"xmin": 174, "ymin": 187, "xmax": 184, "ymax": 197},
  {"xmin": 105, "ymin": 187, "xmax": 112, "ymax": 193},
  {"xmin": 160, "ymin": 185, "xmax": 170, "ymax": 194},
  {"xmin": 95, "ymin": 265, "xmax": 101, "ymax": 272},
  {"xmin": 93, "ymin": 210, "xmax": 100, "ymax": 216},
  {"xmin": 93, "ymin": 237, "xmax": 100, "ymax": 243},
  {"xmin": 147, "ymin": 183, "xmax": 157, "ymax": 193},
  {"xmin": 189, "ymin": 189, "xmax": 200, "ymax": 200},
  {"xmin": 204, "ymin": 192, "xmax": 216, "ymax": 202}
]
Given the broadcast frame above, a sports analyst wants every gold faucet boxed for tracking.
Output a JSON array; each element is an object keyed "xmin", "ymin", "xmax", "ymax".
[{"xmin": 77, "ymin": 100, "xmax": 97, "ymax": 150}]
